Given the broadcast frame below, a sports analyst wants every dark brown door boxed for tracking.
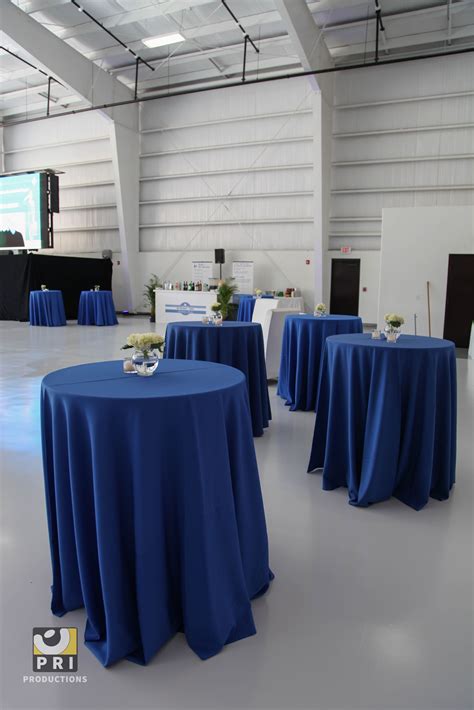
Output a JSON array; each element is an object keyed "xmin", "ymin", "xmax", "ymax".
[
  {"xmin": 330, "ymin": 259, "xmax": 360, "ymax": 315},
  {"xmin": 443, "ymin": 254, "xmax": 474, "ymax": 347}
]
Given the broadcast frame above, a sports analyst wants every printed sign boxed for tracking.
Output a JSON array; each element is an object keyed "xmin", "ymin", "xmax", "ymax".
[
  {"xmin": 232, "ymin": 261, "xmax": 254, "ymax": 294},
  {"xmin": 165, "ymin": 301, "xmax": 207, "ymax": 316},
  {"xmin": 191, "ymin": 261, "xmax": 214, "ymax": 283}
]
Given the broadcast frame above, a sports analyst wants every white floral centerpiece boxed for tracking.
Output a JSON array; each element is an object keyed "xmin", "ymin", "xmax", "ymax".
[
  {"xmin": 121, "ymin": 333, "xmax": 165, "ymax": 376},
  {"xmin": 255, "ymin": 288, "xmax": 263, "ymax": 298},
  {"xmin": 314, "ymin": 302, "xmax": 327, "ymax": 317},
  {"xmin": 384, "ymin": 313, "xmax": 405, "ymax": 342},
  {"xmin": 210, "ymin": 302, "xmax": 223, "ymax": 325}
]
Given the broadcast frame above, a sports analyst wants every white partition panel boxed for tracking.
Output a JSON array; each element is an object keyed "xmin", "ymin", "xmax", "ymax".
[{"xmin": 378, "ymin": 207, "xmax": 474, "ymax": 338}]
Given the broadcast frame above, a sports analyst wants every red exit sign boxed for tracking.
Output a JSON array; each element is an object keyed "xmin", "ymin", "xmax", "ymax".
[{"xmin": 340, "ymin": 246, "xmax": 352, "ymax": 254}]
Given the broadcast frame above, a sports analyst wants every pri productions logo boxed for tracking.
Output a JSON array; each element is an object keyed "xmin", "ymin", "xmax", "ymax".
[{"xmin": 32, "ymin": 628, "xmax": 78, "ymax": 672}]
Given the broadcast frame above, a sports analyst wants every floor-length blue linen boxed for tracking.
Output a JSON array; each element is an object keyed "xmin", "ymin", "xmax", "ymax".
[
  {"xmin": 277, "ymin": 314, "xmax": 363, "ymax": 411},
  {"xmin": 237, "ymin": 296, "xmax": 256, "ymax": 322},
  {"xmin": 29, "ymin": 290, "xmax": 66, "ymax": 326},
  {"xmin": 41, "ymin": 359, "xmax": 272, "ymax": 667},
  {"xmin": 77, "ymin": 290, "xmax": 118, "ymax": 325},
  {"xmin": 308, "ymin": 334, "xmax": 457, "ymax": 510},
  {"xmin": 165, "ymin": 322, "xmax": 271, "ymax": 437}
]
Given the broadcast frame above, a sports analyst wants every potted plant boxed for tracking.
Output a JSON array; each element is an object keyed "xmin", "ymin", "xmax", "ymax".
[
  {"xmin": 144, "ymin": 274, "xmax": 161, "ymax": 322},
  {"xmin": 216, "ymin": 278, "xmax": 238, "ymax": 320}
]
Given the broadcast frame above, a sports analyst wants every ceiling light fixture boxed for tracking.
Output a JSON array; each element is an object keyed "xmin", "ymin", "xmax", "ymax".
[{"xmin": 142, "ymin": 33, "xmax": 185, "ymax": 49}]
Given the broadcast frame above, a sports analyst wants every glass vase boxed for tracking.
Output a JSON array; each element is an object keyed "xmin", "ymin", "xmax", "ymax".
[
  {"xmin": 385, "ymin": 327, "xmax": 400, "ymax": 343},
  {"xmin": 132, "ymin": 349, "xmax": 160, "ymax": 376}
]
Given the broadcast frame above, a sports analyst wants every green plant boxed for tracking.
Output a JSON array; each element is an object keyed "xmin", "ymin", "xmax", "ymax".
[
  {"xmin": 216, "ymin": 278, "xmax": 238, "ymax": 320},
  {"xmin": 143, "ymin": 274, "xmax": 161, "ymax": 318}
]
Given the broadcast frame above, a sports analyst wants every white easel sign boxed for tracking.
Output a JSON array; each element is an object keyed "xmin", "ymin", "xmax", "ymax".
[
  {"xmin": 232, "ymin": 261, "xmax": 254, "ymax": 294},
  {"xmin": 191, "ymin": 261, "xmax": 214, "ymax": 283}
]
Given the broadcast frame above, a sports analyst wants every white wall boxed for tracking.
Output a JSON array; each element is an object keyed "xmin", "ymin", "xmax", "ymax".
[
  {"xmin": 4, "ymin": 52, "xmax": 473, "ymax": 321},
  {"xmin": 138, "ymin": 78, "xmax": 319, "ymax": 309},
  {"xmin": 330, "ymin": 53, "xmax": 474, "ymax": 320},
  {"xmin": 2, "ymin": 112, "xmax": 120, "ymax": 254},
  {"xmin": 379, "ymin": 207, "xmax": 474, "ymax": 337},
  {"xmin": 135, "ymin": 248, "xmax": 315, "ymax": 310}
]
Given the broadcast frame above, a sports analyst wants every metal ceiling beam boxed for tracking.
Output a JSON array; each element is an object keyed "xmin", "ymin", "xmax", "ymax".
[
  {"xmin": 46, "ymin": 0, "xmax": 474, "ymax": 68},
  {"xmin": 274, "ymin": 0, "xmax": 334, "ymax": 94},
  {"xmin": 3, "ymin": 43, "xmax": 473, "ymax": 127},
  {"xmin": 447, "ymin": 0, "xmax": 454, "ymax": 44},
  {"xmin": 330, "ymin": 23, "xmax": 474, "ymax": 58},
  {"xmin": 1, "ymin": 0, "xmax": 137, "ymax": 129}
]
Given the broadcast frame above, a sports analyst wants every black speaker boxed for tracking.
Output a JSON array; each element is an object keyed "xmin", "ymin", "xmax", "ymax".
[
  {"xmin": 49, "ymin": 174, "xmax": 60, "ymax": 213},
  {"xmin": 215, "ymin": 249, "xmax": 225, "ymax": 264}
]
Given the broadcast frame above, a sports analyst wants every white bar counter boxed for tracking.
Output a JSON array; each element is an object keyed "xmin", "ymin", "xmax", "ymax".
[{"xmin": 155, "ymin": 289, "xmax": 217, "ymax": 324}]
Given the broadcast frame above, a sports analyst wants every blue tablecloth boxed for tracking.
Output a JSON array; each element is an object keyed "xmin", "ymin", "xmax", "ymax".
[
  {"xmin": 308, "ymin": 334, "xmax": 457, "ymax": 510},
  {"xmin": 165, "ymin": 321, "xmax": 271, "ymax": 437},
  {"xmin": 277, "ymin": 314, "xmax": 363, "ymax": 411},
  {"xmin": 77, "ymin": 290, "xmax": 118, "ymax": 326},
  {"xmin": 41, "ymin": 359, "xmax": 272, "ymax": 667},
  {"xmin": 29, "ymin": 290, "xmax": 66, "ymax": 326},
  {"xmin": 237, "ymin": 296, "xmax": 256, "ymax": 322}
]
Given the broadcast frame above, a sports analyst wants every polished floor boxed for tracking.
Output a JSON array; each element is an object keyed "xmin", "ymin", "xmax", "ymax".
[{"xmin": 0, "ymin": 319, "xmax": 473, "ymax": 710}]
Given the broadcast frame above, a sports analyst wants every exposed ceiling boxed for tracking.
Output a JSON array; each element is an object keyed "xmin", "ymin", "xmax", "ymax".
[{"xmin": 1, "ymin": 0, "xmax": 474, "ymax": 123}]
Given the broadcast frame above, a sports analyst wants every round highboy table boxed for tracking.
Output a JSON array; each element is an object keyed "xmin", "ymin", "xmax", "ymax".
[
  {"xmin": 165, "ymin": 321, "xmax": 271, "ymax": 436},
  {"xmin": 308, "ymin": 334, "xmax": 457, "ymax": 510},
  {"xmin": 77, "ymin": 290, "xmax": 118, "ymax": 325},
  {"xmin": 41, "ymin": 359, "xmax": 272, "ymax": 667},
  {"xmin": 29, "ymin": 290, "xmax": 66, "ymax": 326},
  {"xmin": 278, "ymin": 314, "xmax": 363, "ymax": 411}
]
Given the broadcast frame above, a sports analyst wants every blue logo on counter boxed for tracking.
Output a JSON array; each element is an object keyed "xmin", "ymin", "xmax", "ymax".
[{"xmin": 165, "ymin": 301, "xmax": 207, "ymax": 316}]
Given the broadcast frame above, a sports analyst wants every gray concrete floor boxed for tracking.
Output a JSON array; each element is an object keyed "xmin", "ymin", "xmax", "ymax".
[{"xmin": 0, "ymin": 318, "xmax": 473, "ymax": 710}]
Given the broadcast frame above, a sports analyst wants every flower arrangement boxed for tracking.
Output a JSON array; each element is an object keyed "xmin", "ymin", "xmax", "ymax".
[
  {"xmin": 384, "ymin": 313, "xmax": 405, "ymax": 329},
  {"xmin": 211, "ymin": 302, "xmax": 221, "ymax": 313},
  {"xmin": 314, "ymin": 302, "xmax": 327, "ymax": 315},
  {"xmin": 40, "ymin": 284, "xmax": 48, "ymax": 291},
  {"xmin": 384, "ymin": 313, "xmax": 405, "ymax": 342},
  {"xmin": 94, "ymin": 285, "xmax": 101, "ymax": 291},
  {"xmin": 255, "ymin": 288, "xmax": 263, "ymax": 297},
  {"xmin": 216, "ymin": 278, "xmax": 238, "ymax": 320},
  {"xmin": 122, "ymin": 333, "xmax": 165, "ymax": 357}
]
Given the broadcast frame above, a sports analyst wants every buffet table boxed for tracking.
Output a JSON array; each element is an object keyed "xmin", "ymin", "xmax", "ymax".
[
  {"xmin": 155, "ymin": 289, "xmax": 217, "ymax": 323},
  {"xmin": 41, "ymin": 359, "xmax": 272, "ymax": 667},
  {"xmin": 308, "ymin": 334, "xmax": 456, "ymax": 510}
]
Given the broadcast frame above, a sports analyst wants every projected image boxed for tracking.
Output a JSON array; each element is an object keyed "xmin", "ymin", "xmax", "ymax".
[{"xmin": 0, "ymin": 173, "xmax": 45, "ymax": 250}]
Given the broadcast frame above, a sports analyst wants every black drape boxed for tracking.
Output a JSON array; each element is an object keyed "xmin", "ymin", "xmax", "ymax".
[{"xmin": 0, "ymin": 254, "xmax": 113, "ymax": 321}]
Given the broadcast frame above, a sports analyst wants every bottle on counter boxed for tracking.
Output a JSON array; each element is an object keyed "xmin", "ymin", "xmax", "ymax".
[
  {"xmin": 189, "ymin": 281, "xmax": 194, "ymax": 291},
  {"xmin": 183, "ymin": 281, "xmax": 188, "ymax": 291}
]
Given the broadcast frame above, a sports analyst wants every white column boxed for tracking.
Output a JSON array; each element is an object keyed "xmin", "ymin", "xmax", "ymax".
[
  {"xmin": 313, "ymin": 84, "xmax": 334, "ymax": 305},
  {"xmin": 109, "ymin": 122, "xmax": 140, "ymax": 311}
]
